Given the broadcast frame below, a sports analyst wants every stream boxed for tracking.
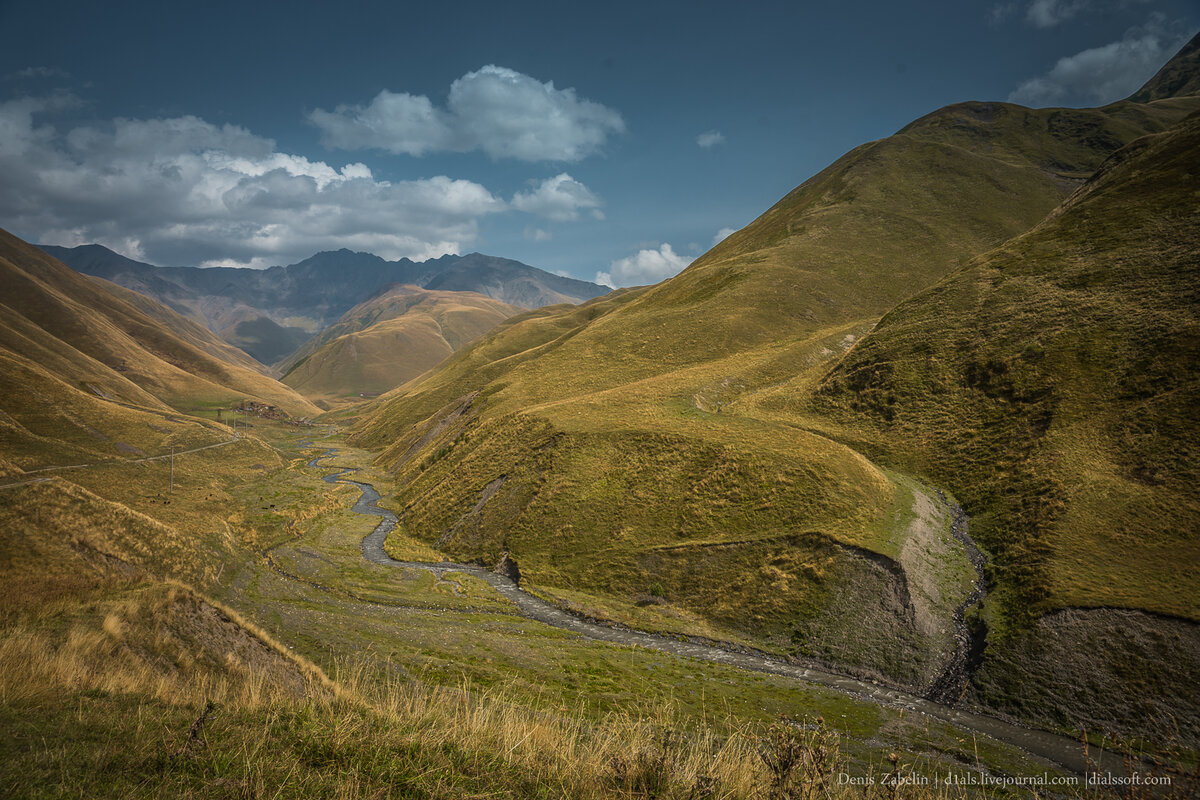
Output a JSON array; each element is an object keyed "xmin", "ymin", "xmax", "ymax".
[{"xmin": 305, "ymin": 447, "xmax": 1122, "ymax": 778}]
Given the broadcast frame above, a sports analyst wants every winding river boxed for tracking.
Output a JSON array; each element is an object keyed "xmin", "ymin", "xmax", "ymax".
[{"xmin": 306, "ymin": 447, "xmax": 1120, "ymax": 778}]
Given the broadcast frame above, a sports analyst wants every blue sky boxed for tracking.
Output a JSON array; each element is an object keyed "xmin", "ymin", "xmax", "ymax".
[{"xmin": 0, "ymin": 0, "xmax": 1195, "ymax": 287}]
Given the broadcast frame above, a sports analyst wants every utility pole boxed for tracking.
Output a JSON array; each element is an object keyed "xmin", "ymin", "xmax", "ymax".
[{"xmin": 170, "ymin": 444, "xmax": 175, "ymax": 493}]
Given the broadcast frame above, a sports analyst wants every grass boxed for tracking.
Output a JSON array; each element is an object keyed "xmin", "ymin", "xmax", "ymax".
[
  {"xmin": 0, "ymin": 542, "xmax": 1073, "ymax": 800},
  {"xmin": 3, "ymin": 678, "xmax": 1060, "ymax": 799},
  {"xmin": 0, "ymin": 228, "xmax": 320, "ymax": 419},
  {"xmin": 1, "ymin": 419, "xmax": 1082, "ymax": 798}
]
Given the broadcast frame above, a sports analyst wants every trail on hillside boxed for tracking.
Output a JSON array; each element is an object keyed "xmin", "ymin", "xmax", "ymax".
[
  {"xmin": 0, "ymin": 431, "xmax": 242, "ymax": 490},
  {"xmin": 304, "ymin": 447, "xmax": 1119, "ymax": 777}
]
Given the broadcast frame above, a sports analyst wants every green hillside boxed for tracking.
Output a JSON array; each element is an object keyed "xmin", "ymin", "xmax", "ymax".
[
  {"xmin": 347, "ymin": 51, "xmax": 1200, "ymax": 734},
  {"xmin": 800, "ymin": 114, "xmax": 1200, "ymax": 741},
  {"xmin": 356, "ymin": 95, "xmax": 1198, "ymax": 448}
]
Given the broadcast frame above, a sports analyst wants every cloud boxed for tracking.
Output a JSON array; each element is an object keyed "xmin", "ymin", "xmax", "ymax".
[
  {"xmin": 595, "ymin": 243, "xmax": 691, "ymax": 289},
  {"xmin": 524, "ymin": 226, "xmax": 552, "ymax": 242},
  {"xmin": 0, "ymin": 96, "xmax": 507, "ymax": 267},
  {"xmin": 511, "ymin": 173, "xmax": 603, "ymax": 221},
  {"xmin": 308, "ymin": 91, "xmax": 452, "ymax": 157},
  {"xmin": 712, "ymin": 227, "xmax": 738, "ymax": 246},
  {"xmin": 1025, "ymin": 0, "xmax": 1089, "ymax": 28},
  {"xmin": 696, "ymin": 130, "xmax": 725, "ymax": 148},
  {"xmin": 987, "ymin": 3, "xmax": 1019, "ymax": 25},
  {"xmin": 5, "ymin": 66, "xmax": 72, "ymax": 81},
  {"xmin": 311, "ymin": 65, "xmax": 625, "ymax": 162},
  {"xmin": 1008, "ymin": 15, "xmax": 1191, "ymax": 107}
]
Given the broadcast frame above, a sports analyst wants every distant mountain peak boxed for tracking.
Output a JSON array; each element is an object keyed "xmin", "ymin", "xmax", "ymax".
[
  {"xmin": 43, "ymin": 242, "xmax": 608, "ymax": 366},
  {"xmin": 1129, "ymin": 31, "xmax": 1200, "ymax": 103}
]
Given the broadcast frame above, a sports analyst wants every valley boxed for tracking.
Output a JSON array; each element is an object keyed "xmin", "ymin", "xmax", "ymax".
[{"xmin": 1, "ymin": 28, "xmax": 1198, "ymax": 800}]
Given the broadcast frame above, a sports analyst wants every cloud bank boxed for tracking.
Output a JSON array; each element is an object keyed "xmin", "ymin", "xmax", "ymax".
[
  {"xmin": 0, "ymin": 95, "xmax": 511, "ymax": 267},
  {"xmin": 595, "ymin": 243, "xmax": 691, "ymax": 289},
  {"xmin": 1008, "ymin": 15, "xmax": 1191, "ymax": 107},
  {"xmin": 310, "ymin": 65, "xmax": 625, "ymax": 162},
  {"xmin": 0, "ymin": 90, "xmax": 610, "ymax": 268}
]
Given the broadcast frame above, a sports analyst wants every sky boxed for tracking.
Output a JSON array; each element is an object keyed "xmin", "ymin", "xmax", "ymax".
[{"xmin": 0, "ymin": 0, "xmax": 1195, "ymax": 288}]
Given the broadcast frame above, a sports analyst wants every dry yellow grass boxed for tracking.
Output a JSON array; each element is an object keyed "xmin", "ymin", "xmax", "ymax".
[
  {"xmin": 0, "ymin": 226, "xmax": 320, "ymax": 418},
  {"xmin": 281, "ymin": 284, "xmax": 523, "ymax": 402}
]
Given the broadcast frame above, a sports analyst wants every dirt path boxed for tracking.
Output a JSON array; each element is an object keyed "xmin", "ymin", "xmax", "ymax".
[{"xmin": 307, "ymin": 448, "xmax": 1119, "ymax": 777}]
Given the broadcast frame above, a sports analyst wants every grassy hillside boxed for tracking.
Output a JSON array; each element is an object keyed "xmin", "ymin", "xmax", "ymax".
[
  {"xmin": 348, "ymin": 90, "xmax": 1200, "ymax": 692},
  {"xmin": 0, "ymin": 228, "xmax": 320, "ymax": 421},
  {"xmin": 0, "ymin": 250, "xmax": 1080, "ymax": 794},
  {"xmin": 87, "ymin": 276, "xmax": 273, "ymax": 376},
  {"xmin": 356, "ymin": 96, "xmax": 1199, "ymax": 447},
  {"xmin": 280, "ymin": 285, "xmax": 522, "ymax": 404},
  {"xmin": 798, "ymin": 114, "xmax": 1200, "ymax": 741},
  {"xmin": 1, "ymin": 419, "xmax": 1054, "ymax": 799},
  {"xmin": 1130, "ymin": 31, "xmax": 1200, "ymax": 102}
]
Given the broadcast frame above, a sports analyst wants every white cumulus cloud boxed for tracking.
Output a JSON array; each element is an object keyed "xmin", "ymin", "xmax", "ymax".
[
  {"xmin": 595, "ymin": 243, "xmax": 691, "ymax": 289},
  {"xmin": 712, "ymin": 227, "xmax": 738, "ymax": 246},
  {"xmin": 1008, "ymin": 15, "xmax": 1191, "ymax": 107},
  {"xmin": 696, "ymin": 130, "xmax": 725, "ymax": 148},
  {"xmin": 310, "ymin": 65, "xmax": 625, "ymax": 162},
  {"xmin": 511, "ymin": 173, "xmax": 603, "ymax": 221},
  {"xmin": 0, "ymin": 95, "xmax": 507, "ymax": 267},
  {"xmin": 308, "ymin": 91, "xmax": 452, "ymax": 157}
]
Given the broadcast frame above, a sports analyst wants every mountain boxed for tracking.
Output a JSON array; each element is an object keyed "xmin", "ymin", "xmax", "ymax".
[
  {"xmin": 346, "ymin": 37, "xmax": 1200, "ymax": 740},
  {"xmin": 39, "ymin": 245, "xmax": 609, "ymax": 366},
  {"xmin": 88, "ymin": 277, "xmax": 272, "ymax": 376},
  {"xmin": 279, "ymin": 284, "xmax": 523, "ymax": 404},
  {"xmin": 0, "ymin": 227, "xmax": 320, "ymax": 468},
  {"xmin": 807, "ymin": 113, "xmax": 1200, "ymax": 742},
  {"xmin": 1129, "ymin": 31, "xmax": 1200, "ymax": 102}
]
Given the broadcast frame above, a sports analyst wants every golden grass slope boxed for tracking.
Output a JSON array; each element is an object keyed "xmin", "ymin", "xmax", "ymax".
[
  {"xmin": 356, "ymin": 95, "xmax": 1200, "ymax": 450},
  {"xmin": 0, "ymin": 227, "xmax": 320, "ymax": 419},
  {"xmin": 280, "ymin": 284, "xmax": 522, "ymax": 403},
  {"xmin": 1130, "ymin": 31, "xmax": 1200, "ymax": 102},
  {"xmin": 89, "ymin": 277, "xmax": 273, "ymax": 376}
]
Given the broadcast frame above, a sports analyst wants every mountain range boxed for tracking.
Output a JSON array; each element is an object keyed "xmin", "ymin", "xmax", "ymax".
[{"xmin": 39, "ymin": 245, "xmax": 608, "ymax": 365}]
